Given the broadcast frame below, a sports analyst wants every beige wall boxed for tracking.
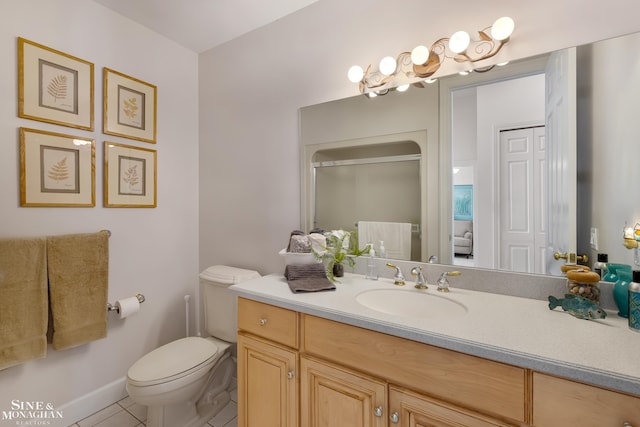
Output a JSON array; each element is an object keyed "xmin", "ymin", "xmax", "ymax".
[
  {"xmin": 199, "ymin": 0, "xmax": 640, "ymax": 276},
  {"xmin": 0, "ymin": 0, "xmax": 199, "ymax": 423},
  {"xmin": 577, "ymin": 31, "xmax": 640, "ymax": 264}
]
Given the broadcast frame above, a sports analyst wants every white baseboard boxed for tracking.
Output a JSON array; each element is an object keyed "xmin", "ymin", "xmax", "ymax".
[{"xmin": 58, "ymin": 377, "xmax": 128, "ymax": 425}]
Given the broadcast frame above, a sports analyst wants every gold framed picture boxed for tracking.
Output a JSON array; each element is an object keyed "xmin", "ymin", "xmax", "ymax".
[
  {"xmin": 103, "ymin": 68, "xmax": 157, "ymax": 144},
  {"xmin": 18, "ymin": 37, "xmax": 94, "ymax": 131},
  {"xmin": 20, "ymin": 127, "xmax": 95, "ymax": 207},
  {"xmin": 104, "ymin": 142, "xmax": 157, "ymax": 208}
]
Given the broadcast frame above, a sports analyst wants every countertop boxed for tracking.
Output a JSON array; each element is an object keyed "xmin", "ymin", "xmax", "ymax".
[{"xmin": 230, "ymin": 272, "xmax": 640, "ymax": 396}]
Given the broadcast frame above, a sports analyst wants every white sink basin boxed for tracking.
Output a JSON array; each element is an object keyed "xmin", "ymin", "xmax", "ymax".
[{"xmin": 356, "ymin": 289, "xmax": 468, "ymax": 320}]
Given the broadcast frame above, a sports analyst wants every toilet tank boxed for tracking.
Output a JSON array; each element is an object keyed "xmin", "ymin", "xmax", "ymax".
[{"xmin": 199, "ymin": 265, "xmax": 260, "ymax": 343}]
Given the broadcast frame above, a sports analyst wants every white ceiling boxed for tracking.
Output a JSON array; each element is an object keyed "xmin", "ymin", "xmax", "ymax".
[{"xmin": 92, "ymin": 0, "xmax": 321, "ymax": 53}]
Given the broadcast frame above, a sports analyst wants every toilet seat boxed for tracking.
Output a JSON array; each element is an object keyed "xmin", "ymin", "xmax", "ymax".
[{"xmin": 127, "ymin": 337, "xmax": 220, "ymax": 387}]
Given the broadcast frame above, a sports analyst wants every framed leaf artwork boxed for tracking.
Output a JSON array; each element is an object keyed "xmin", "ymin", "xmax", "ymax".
[
  {"xmin": 20, "ymin": 128, "xmax": 95, "ymax": 207},
  {"xmin": 18, "ymin": 37, "xmax": 94, "ymax": 131},
  {"xmin": 104, "ymin": 142, "xmax": 157, "ymax": 207},
  {"xmin": 103, "ymin": 68, "xmax": 157, "ymax": 144}
]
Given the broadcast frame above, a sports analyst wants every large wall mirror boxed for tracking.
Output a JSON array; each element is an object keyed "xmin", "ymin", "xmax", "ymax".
[{"xmin": 300, "ymin": 30, "xmax": 640, "ymax": 277}]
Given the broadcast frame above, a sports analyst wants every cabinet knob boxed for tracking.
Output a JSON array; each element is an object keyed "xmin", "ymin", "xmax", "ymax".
[
  {"xmin": 374, "ymin": 406, "xmax": 383, "ymax": 417},
  {"xmin": 390, "ymin": 412, "xmax": 399, "ymax": 424},
  {"xmin": 259, "ymin": 318, "xmax": 267, "ymax": 326},
  {"xmin": 287, "ymin": 370, "xmax": 294, "ymax": 379},
  {"xmin": 623, "ymin": 423, "xmax": 634, "ymax": 427}
]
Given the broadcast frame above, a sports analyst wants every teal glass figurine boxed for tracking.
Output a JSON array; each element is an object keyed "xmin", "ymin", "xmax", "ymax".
[{"xmin": 613, "ymin": 268, "xmax": 633, "ymax": 318}]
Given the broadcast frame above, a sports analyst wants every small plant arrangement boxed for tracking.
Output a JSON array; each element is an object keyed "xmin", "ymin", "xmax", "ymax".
[{"xmin": 312, "ymin": 230, "xmax": 370, "ymax": 282}]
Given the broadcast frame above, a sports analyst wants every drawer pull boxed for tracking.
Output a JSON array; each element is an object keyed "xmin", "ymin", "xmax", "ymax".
[
  {"xmin": 259, "ymin": 318, "xmax": 267, "ymax": 326},
  {"xmin": 390, "ymin": 412, "xmax": 399, "ymax": 424},
  {"xmin": 374, "ymin": 406, "xmax": 383, "ymax": 417},
  {"xmin": 287, "ymin": 370, "xmax": 294, "ymax": 379}
]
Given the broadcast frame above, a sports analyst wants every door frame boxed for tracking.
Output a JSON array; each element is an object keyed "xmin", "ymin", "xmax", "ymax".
[{"xmin": 439, "ymin": 54, "xmax": 550, "ymax": 266}]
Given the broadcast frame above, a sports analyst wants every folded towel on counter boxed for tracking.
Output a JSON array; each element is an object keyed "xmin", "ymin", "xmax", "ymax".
[
  {"xmin": 286, "ymin": 230, "xmax": 309, "ymax": 252},
  {"xmin": 284, "ymin": 264, "xmax": 335, "ymax": 293},
  {"xmin": 47, "ymin": 231, "xmax": 109, "ymax": 350},
  {"xmin": 0, "ymin": 237, "xmax": 48, "ymax": 370}
]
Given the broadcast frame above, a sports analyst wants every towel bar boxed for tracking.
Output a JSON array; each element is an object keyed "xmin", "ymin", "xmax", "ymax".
[{"xmin": 107, "ymin": 293, "xmax": 145, "ymax": 313}]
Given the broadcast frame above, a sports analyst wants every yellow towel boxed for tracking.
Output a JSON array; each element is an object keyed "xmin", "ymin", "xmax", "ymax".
[
  {"xmin": 0, "ymin": 237, "xmax": 48, "ymax": 370},
  {"xmin": 47, "ymin": 231, "xmax": 109, "ymax": 350}
]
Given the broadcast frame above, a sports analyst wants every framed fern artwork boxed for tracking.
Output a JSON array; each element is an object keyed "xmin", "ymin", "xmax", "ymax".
[
  {"xmin": 103, "ymin": 68, "xmax": 157, "ymax": 144},
  {"xmin": 18, "ymin": 37, "xmax": 94, "ymax": 131},
  {"xmin": 19, "ymin": 128, "xmax": 95, "ymax": 207},
  {"xmin": 104, "ymin": 142, "xmax": 157, "ymax": 208}
]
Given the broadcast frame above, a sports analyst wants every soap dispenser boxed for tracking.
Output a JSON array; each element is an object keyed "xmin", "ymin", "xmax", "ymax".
[
  {"xmin": 593, "ymin": 253, "xmax": 608, "ymax": 279},
  {"xmin": 378, "ymin": 241, "xmax": 386, "ymax": 258},
  {"xmin": 629, "ymin": 270, "xmax": 640, "ymax": 332},
  {"xmin": 366, "ymin": 246, "xmax": 378, "ymax": 280}
]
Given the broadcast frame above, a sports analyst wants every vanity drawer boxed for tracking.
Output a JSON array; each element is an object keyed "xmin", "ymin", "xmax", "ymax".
[
  {"xmin": 532, "ymin": 372, "xmax": 640, "ymax": 426},
  {"xmin": 301, "ymin": 314, "xmax": 527, "ymax": 423},
  {"xmin": 238, "ymin": 298, "xmax": 298, "ymax": 348}
]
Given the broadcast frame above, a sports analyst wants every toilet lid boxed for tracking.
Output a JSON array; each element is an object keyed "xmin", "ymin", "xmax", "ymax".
[{"xmin": 128, "ymin": 337, "xmax": 218, "ymax": 385}]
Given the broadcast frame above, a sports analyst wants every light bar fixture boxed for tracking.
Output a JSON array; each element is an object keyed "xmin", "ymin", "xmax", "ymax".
[{"xmin": 348, "ymin": 17, "xmax": 515, "ymax": 95}]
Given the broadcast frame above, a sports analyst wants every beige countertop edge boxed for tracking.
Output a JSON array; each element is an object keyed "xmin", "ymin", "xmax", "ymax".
[{"xmin": 231, "ymin": 273, "xmax": 640, "ymax": 397}]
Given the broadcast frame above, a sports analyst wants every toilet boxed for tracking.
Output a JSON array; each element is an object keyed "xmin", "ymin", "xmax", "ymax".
[{"xmin": 126, "ymin": 265, "xmax": 260, "ymax": 427}]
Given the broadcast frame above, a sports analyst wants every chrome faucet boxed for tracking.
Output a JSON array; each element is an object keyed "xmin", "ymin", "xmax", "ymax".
[
  {"xmin": 411, "ymin": 266, "xmax": 427, "ymax": 289},
  {"xmin": 385, "ymin": 263, "xmax": 405, "ymax": 286},
  {"xmin": 436, "ymin": 271, "xmax": 461, "ymax": 292}
]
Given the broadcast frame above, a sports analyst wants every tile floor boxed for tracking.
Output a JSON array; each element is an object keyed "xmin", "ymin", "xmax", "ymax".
[{"xmin": 68, "ymin": 380, "xmax": 237, "ymax": 427}]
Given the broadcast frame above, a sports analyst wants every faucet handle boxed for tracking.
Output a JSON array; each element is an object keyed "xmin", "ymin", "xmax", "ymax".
[
  {"xmin": 437, "ymin": 271, "xmax": 461, "ymax": 292},
  {"xmin": 386, "ymin": 263, "xmax": 405, "ymax": 286},
  {"xmin": 411, "ymin": 266, "xmax": 428, "ymax": 289}
]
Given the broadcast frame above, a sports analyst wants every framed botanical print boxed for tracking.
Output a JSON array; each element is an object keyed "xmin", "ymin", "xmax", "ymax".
[
  {"xmin": 18, "ymin": 37, "xmax": 94, "ymax": 131},
  {"xmin": 20, "ymin": 127, "xmax": 95, "ymax": 207},
  {"xmin": 104, "ymin": 142, "xmax": 157, "ymax": 207},
  {"xmin": 103, "ymin": 68, "xmax": 157, "ymax": 144}
]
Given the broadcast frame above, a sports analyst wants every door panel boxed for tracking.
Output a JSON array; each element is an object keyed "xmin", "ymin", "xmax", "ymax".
[
  {"xmin": 301, "ymin": 356, "xmax": 386, "ymax": 427},
  {"xmin": 545, "ymin": 47, "xmax": 577, "ymax": 275}
]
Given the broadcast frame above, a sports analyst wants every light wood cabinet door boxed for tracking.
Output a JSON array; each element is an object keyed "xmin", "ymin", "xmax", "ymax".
[
  {"xmin": 300, "ymin": 355, "xmax": 387, "ymax": 427},
  {"xmin": 389, "ymin": 385, "xmax": 517, "ymax": 427},
  {"xmin": 533, "ymin": 372, "xmax": 640, "ymax": 426},
  {"xmin": 237, "ymin": 333, "xmax": 298, "ymax": 427}
]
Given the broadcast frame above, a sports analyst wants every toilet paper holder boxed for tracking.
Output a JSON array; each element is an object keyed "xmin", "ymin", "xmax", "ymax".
[{"xmin": 107, "ymin": 293, "xmax": 146, "ymax": 313}]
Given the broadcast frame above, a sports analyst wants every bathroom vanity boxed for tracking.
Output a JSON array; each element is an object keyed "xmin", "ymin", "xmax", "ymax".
[{"xmin": 231, "ymin": 273, "xmax": 640, "ymax": 426}]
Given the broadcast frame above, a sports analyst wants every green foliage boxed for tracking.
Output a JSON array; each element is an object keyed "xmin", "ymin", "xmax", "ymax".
[{"xmin": 312, "ymin": 230, "xmax": 371, "ymax": 282}]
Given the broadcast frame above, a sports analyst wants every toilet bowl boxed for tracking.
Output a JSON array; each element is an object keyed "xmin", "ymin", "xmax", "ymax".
[{"xmin": 126, "ymin": 265, "xmax": 260, "ymax": 427}]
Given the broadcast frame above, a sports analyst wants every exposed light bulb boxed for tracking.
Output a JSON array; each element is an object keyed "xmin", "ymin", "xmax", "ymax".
[
  {"xmin": 491, "ymin": 16, "xmax": 515, "ymax": 41},
  {"xmin": 411, "ymin": 45, "xmax": 429, "ymax": 65},
  {"xmin": 379, "ymin": 56, "xmax": 397, "ymax": 76},
  {"xmin": 347, "ymin": 65, "xmax": 364, "ymax": 83},
  {"xmin": 396, "ymin": 84, "xmax": 410, "ymax": 92},
  {"xmin": 449, "ymin": 30, "xmax": 470, "ymax": 54}
]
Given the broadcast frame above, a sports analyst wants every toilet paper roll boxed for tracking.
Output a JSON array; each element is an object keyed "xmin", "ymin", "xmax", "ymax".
[{"xmin": 115, "ymin": 296, "xmax": 140, "ymax": 319}]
